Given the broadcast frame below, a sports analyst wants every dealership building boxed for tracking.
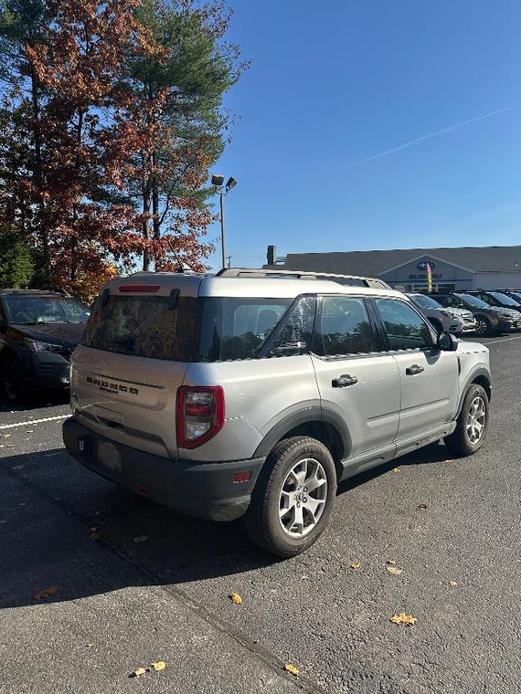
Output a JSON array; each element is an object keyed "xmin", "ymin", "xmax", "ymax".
[{"xmin": 266, "ymin": 245, "xmax": 521, "ymax": 293}]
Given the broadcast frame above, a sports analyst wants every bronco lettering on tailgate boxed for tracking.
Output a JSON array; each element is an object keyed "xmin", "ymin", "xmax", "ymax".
[{"xmin": 87, "ymin": 375, "xmax": 139, "ymax": 396}]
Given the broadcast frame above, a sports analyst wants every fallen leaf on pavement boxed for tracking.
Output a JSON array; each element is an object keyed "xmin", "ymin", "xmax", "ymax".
[
  {"xmin": 351, "ymin": 561, "xmax": 361, "ymax": 569},
  {"xmin": 151, "ymin": 661, "xmax": 167, "ymax": 672},
  {"xmin": 390, "ymin": 613, "xmax": 417, "ymax": 625},
  {"xmin": 445, "ymin": 459, "xmax": 455, "ymax": 464},
  {"xmin": 3, "ymin": 434, "xmax": 11, "ymax": 438},
  {"xmin": 129, "ymin": 667, "xmax": 149, "ymax": 678},
  {"xmin": 386, "ymin": 566, "xmax": 402, "ymax": 576},
  {"xmin": 133, "ymin": 535, "xmax": 149, "ymax": 543},
  {"xmin": 284, "ymin": 663, "xmax": 300, "ymax": 677},
  {"xmin": 229, "ymin": 592, "xmax": 243, "ymax": 605},
  {"xmin": 393, "ymin": 467, "xmax": 400, "ymax": 473},
  {"xmin": 386, "ymin": 564, "xmax": 403, "ymax": 576},
  {"xmin": 34, "ymin": 586, "xmax": 58, "ymax": 600},
  {"xmin": 449, "ymin": 580, "xmax": 458, "ymax": 587}
]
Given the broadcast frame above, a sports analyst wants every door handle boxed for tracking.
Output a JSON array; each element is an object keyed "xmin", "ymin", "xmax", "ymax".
[
  {"xmin": 332, "ymin": 374, "xmax": 358, "ymax": 388},
  {"xmin": 406, "ymin": 364, "xmax": 424, "ymax": 375}
]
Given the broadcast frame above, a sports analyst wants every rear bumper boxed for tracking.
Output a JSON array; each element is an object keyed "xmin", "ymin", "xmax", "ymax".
[{"xmin": 62, "ymin": 418, "xmax": 265, "ymax": 522}]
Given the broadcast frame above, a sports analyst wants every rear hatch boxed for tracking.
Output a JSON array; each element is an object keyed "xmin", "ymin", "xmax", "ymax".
[{"xmin": 71, "ymin": 275, "xmax": 202, "ymax": 459}]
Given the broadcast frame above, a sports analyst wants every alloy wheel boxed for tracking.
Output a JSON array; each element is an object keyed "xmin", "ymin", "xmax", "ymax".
[
  {"xmin": 278, "ymin": 457, "xmax": 328, "ymax": 538},
  {"xmin": 466, "ymin": 396, "xmax": 486, "ymax": 444},
  {"xmin": 476, "ymin": 319, "xmax": 488, "ymax": 335}
]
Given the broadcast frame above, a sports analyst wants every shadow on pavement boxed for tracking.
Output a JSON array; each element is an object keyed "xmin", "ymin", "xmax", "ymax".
[
  {"xmin": 338, "ymin": 440, "xmax": 453, "ymax": 494},
  {"xmin": 0, "ymin": 440, "xmax": 455, "ymax": 610},
  {"xmin": 0, "ymin": 389, "xmax": 69, "ymax": 413}
]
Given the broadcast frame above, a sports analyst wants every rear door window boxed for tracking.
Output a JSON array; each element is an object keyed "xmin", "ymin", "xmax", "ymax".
[
  {"xmin": 83, "ymin": 295, "xmax": 197, "ymax": 361},
  {"xmin": 316, "ymin": 296, "xmax": 375, "ymax": 356}
]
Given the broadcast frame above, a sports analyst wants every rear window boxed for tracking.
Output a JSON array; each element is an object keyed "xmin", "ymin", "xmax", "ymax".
[{"xmin": 83, "ymin": 295, "xmax": 197, "ymax": 360}]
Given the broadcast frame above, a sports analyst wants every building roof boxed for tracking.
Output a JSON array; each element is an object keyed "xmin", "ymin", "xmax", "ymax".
[{"xmin": 283, "ymin": 246, "xmax": 521, "ymax": 276}]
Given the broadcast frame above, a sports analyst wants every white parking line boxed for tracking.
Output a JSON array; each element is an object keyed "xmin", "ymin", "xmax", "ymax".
[
  {"xmin": 484, "ymin": 335, "xmax": 521, "ymax": 346},
  {"xmin": 0, "ymin": 414, "xmax": 69, "ymax": 430}
]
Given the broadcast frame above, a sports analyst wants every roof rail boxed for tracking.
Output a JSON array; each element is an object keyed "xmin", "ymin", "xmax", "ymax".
[{"xmin": 215, "ymin": 267, "xmax": 390, "ymax": 288}]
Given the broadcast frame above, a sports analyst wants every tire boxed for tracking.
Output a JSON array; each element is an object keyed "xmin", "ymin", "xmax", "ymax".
[
  {"xmin": 3, "ymin": 354, "xmax": 22, "ymax": 401},
  {"xmin": 475, "ymin": 315, "xmax": 492, "ymax": 337},
  {"xmin": 245, "ymin": 436, "xmax": 337, "ymax": 557},
  {"xmin": 445, "ymin": 384, "xmax": 489, "ymax": 456}
]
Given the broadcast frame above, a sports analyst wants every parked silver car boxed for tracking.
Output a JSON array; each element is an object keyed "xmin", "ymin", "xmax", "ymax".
[
  {"xmin": 63, "ymin": 270, "xmax": 491, "ymax": 557},
  {"xmin": 407, "ymin": 292, "xmax": 477, "ymax": 335}
]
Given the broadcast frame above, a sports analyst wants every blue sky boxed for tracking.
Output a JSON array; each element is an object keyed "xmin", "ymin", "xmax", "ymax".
[{"xmin": 206, "ymin": 0, "xmax": 521, "ymax": 270}]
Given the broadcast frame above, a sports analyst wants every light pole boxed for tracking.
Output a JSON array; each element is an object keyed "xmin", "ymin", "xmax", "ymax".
[{"xmin": 212, "ymin": 174, "xmax": 237, "ymax": 269}]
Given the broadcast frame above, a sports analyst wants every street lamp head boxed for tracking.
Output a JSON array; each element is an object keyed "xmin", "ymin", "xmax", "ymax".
[
  {"xmin": 225, "ymin": 176, "xmax": 237, "ymax": 191},
  {"xmin": 211, "ymin": 174, "xmax": 224, "ymax": 186}
]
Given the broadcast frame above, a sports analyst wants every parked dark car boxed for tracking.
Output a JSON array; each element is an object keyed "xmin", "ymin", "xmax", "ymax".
[
  {"xmin": 469, "ymin": 290, "xmax": 521, "ymax": 314},
  {"xmin": 434, "ymin": 292, "xmax": 521, "ymax": 336},
  {"xmin": 0, "ymin": 290, "xmax": 90, "ymax": 400},
  {"xmin": 406, "ymin": 293, "xmax": 462, "ymax": 334},
  {"xmin": 502, "ymin": 290, "xmax": 521, "ymax": 303}
]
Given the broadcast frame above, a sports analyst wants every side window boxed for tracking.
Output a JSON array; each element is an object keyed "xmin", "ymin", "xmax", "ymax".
[
  {"xmin": 317, "ymin": 296, "xmax": 374, "ymax": 356},
  {"xmin": 375, "ymin": 298, "xmax": 433, "ymax": 350},
  {"xmin": 268, "ymin": 296, "xmax": 316, "ymax": 356}
]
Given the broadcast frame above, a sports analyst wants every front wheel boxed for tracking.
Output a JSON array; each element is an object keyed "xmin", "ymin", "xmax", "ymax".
[
  {"xmin": 475, "ymin": 316, "xmax": 492, "ymax": 337},
  {"xmin": 245, "ymin": 436, "xmax": 337, "ymax": 557},
  {"xmin": 3, "ymin": 355, "xmax": 22, "ymax": 401},
  {"xmin": 445, "ymin": 384, "xmax": 489, "ymax": 456}
]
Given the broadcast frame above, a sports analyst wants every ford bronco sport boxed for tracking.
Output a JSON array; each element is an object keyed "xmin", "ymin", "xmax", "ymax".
[{"xmin": 63, "ymin": 269, "xmax": 491, "ymax": 557}]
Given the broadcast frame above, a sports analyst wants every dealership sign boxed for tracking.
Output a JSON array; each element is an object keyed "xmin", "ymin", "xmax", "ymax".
[{"xmin": 417, "ymin": 260, "xmax": 436, "ymax": 271}]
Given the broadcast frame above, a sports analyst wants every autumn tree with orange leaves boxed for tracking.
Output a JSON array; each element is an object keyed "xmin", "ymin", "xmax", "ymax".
[{"xmin": 0, "ymin": 0, "xmax": 244, "ymax": 300}]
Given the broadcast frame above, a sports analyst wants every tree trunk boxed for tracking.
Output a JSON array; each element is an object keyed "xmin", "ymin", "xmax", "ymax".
[
  {"xmin": 142, "ymin": 155, "xmax": 152, "ymax": 272},
  {"xmin": 152, "ymin": 151, "xmax": 160, "ymax": 241},
  {"xmin": 29, "ymin": 62, "xmax": 49, "ymax": 283}
]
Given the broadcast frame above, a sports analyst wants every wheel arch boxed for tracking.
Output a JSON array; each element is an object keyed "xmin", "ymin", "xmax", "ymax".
[
  {"xmin": 456, "ymin": 368, "xmax": 492, "ymax": 417},
  {"xmin": 253, "ymin": 406, "xmax": 351, "ymax": 478}
]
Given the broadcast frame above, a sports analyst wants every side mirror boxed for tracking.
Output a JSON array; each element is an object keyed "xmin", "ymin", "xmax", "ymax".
[{"xmin": 438, "ymin": 332, "xmax": 458, "ymax": 351}]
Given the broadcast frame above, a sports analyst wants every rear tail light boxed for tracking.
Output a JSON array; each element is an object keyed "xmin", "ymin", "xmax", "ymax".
[{"xmin": 176, "ymin": 386, "xmax": 225, "ymax": 449}]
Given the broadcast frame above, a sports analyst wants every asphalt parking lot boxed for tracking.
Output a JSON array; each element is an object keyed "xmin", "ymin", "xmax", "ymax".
[{"xmin": 1, "ymin": 334, "xmax": 521, "ymax": 694}]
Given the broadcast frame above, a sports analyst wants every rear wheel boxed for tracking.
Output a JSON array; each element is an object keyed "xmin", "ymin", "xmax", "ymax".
[
  {"xmin": 245, "ymin": 436, "xmax": 337, "ymax": 557},
  {"xmin": 475, "ymin": 316, "xmax": 492, "ymax": 337},
  {"xmin": 445, "ymin": 384, "xmax": 489, "ymax": 456}
]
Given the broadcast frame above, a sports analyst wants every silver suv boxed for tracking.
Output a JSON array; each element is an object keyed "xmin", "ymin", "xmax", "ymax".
[{"xmin": 63, "ymin": 270, "xmax": 491, "ymax": 557}]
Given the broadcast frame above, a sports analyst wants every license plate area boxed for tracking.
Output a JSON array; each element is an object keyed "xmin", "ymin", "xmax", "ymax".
[{"xmin": 97, "ymin": 441, "xmax": 122, "ymax": 473}]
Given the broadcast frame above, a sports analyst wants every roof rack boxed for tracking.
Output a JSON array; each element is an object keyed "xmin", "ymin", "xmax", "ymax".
[{"xmin": 215, "ymin": 267, "xmax": 390, "ymax": 289}]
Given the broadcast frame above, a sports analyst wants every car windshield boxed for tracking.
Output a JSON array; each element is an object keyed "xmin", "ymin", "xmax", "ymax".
[
  {"xmin": 411, "ymin": 294, "xmax": 443, "ymax": 309},
  {"xmin": 456, "ymin": 293, "xmax": 489, "ymax": 309},
  {"xmin": 4, "ymin": 296, "xmax": 90, "ymax": 324},
  {"xmin": 487, "ymin": 291, "xmax": 520, "ymax": 306}
]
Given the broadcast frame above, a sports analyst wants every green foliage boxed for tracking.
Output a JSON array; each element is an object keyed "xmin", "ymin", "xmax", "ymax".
[{"xmin": 0, "ymin": 233, "xmax": 34, "ymax": 288}]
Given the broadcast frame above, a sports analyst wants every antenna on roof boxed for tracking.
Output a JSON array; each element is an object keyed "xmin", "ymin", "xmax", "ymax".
[{"xmin": 166, "ymin": 238, "xmax": 193, "ymax": 273}]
